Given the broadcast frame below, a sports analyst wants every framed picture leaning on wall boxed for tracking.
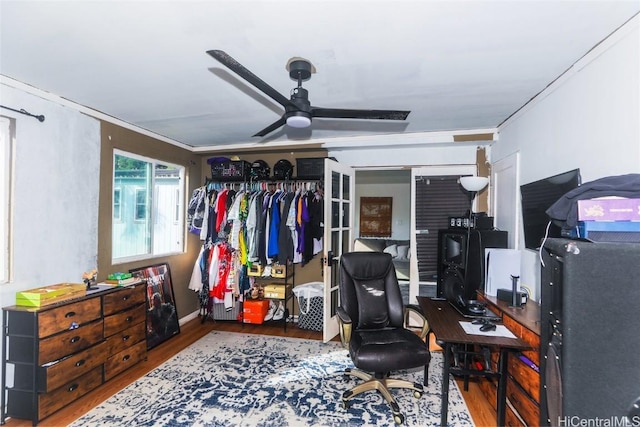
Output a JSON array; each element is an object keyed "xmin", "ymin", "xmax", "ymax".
[{"xmin": 129, "ymin": 262, "xmax": 180, "ymax": 350}]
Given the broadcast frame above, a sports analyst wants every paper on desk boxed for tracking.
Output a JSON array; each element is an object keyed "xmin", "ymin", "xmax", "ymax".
[{"xmin": 459, "ymin": 321, "xmax": 517, "ymax": 339}]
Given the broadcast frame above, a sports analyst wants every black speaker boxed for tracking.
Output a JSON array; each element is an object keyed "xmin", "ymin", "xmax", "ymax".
[
  {"xmin": 437, "ymin": 229, "xmax": 507, "ymax": 301},
  {"xmin": 540, "ymin": 238, "xmax": 640, "ymax": 426}
]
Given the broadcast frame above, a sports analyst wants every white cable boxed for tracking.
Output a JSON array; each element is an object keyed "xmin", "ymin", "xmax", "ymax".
[{"xmin": 538, "ymin": 221, "xmax": 552, "ymax": 267}]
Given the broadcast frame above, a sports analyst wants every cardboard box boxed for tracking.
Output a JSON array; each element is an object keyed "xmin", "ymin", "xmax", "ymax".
[
  {"xmin": 243, "ymin": 299, "xmax": 269, "ymax": 324},
  {"xmin": 247, "ymin": 264, "xmax": 264, "ymax": 277},
  {"xmin": 263, "ymin": 284, "xmax": 290, "ymax": 299},
  {"xmin": 16, "ymin": 283, "xmax": 86, "ymax": 307},
  {"xmin": 578, "ymin": 198, "xmax": 640, "ymax": 221}
]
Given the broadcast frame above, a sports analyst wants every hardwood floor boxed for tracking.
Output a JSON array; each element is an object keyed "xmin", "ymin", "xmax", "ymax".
[{"xmin": 2, "ymin": 317, "xmax": 497, "ymax": 426}]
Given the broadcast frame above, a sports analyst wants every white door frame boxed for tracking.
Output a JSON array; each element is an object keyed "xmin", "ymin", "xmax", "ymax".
[
  {"xmin": 409, "ymin": 165, "xmax": 476, "ymax": 305},
  {"xmin": 322, "ymin": 159, "xmax": 355, "ymax": 342}
]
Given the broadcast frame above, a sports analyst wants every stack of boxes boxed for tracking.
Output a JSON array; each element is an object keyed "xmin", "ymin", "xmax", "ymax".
[
  {"xmin": 575, "ymin": 198, "xmax": 640, "ymax": 242},
  {"xmin": 242, "ymin": 299, "xmax": 270, "ymax": 324}
]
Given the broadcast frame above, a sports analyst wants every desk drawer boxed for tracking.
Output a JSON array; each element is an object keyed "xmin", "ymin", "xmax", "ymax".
[
  {"xmin": 38, "ymin": 319, "xmax": 104, "ymax": 364},
  {"xmin": 38, "ymin": 298, "xmax": 102, "ymax": 338},
  {"xmin": 104, "ymin": 304, "xmax": 146, "ymax": 337},
  {"xmin": 104, "ymin": 340, "xmax": 147, "ymax": 381},
  {"xmin": 103, "ymin": 284, "xmax": 146, "ymax": 315}
]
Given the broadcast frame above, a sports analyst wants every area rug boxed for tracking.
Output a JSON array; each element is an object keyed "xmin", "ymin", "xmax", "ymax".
[{"xmin": 71, "ymin": 331, "xmax": 474, "ymax": 426}]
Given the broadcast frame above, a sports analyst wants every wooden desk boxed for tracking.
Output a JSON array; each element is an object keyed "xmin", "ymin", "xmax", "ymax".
[{"xmin": 417, "ymin": 297, "xmax": 531, "ymax": 427}]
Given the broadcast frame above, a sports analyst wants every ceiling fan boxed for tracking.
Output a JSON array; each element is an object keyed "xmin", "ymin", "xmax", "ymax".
[{"xmin": 207, "ymin": 50, "xmax": 411, "ymax": 137}]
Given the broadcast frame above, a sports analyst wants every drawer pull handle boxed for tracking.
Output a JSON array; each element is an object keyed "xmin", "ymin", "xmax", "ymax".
[
  {"xmin": 122, "ymin": 335, "xmax": 130, "ymax": 342},
  {"xmin": 70, "ymin": 336, "xmax": 81, "ymax": 344},
  {"xmin": 125, "ymin": 316, "xmax": 133, "ymax": 323},
  {"xmin": 68, "ymin": 383, "xmax": 79, "ymax": 392},
  {"xmin": 65, "ymin": 311, "xmax": 76, "ymax": 318},
  {"xmin": 122, "ymin": 296, "xmax": 129, "ymax": 301},
  {"xmin": 122, "ymin": 354, "xmax": 131, "ymax": 362},
  {"xmin": 75, "ymin": 359, "xmax": 85, "ymax": 367}
]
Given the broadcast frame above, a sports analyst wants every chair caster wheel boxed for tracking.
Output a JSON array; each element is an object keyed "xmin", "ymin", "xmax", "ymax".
[
  {"xmin": 413, "ymin": 390, "xmax": 423, "ymax": 399},
  {"xmin": 341, "ymin": 400, "xmax": 350, "ymax": 410},
  {"xmin": 393, "ymin": 413, "xmax": 404, "ymax": 425}
]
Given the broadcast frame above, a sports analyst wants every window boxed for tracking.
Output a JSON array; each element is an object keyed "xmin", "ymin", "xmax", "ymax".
[
  {"xmin": 0, "ymin": 116, "xmax": 13, "ymax": 283},
  {"xmin": 134, "ymin": 189, "xmax": 147, "ymax": 221},
  {"xmin": 112, "ymin": 150, "xmax": 185, "ymax": 262},
  {"xmin": 113, "ymin": 188, "xmax": 122, "ymax": 221}
]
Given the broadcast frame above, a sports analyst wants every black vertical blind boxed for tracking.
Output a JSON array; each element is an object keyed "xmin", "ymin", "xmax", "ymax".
[{"xmin": 415, "ymin": 176, "xmax": 469, "ymax": 281}]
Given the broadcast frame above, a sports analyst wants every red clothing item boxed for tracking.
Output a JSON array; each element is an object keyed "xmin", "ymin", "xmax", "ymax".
[
  {"xmin": 208, "ymin": 242, "xmax": 233, "ymax": 299},
  {"xmin": 215, "ymin": 189, "xmax": 229, "ymax": 233}
]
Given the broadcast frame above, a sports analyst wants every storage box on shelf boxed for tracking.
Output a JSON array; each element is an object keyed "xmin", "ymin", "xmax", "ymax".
[
  {"xmin": 242, "ymin": 299, "xmax": 270, "ymax": 324},
  {"xmin": 245, "ymin": 262, "xmax": 295, "ymax": 330},
  {"xmin": 1, "ymin": 282, "xmax": 147, "ymax": 424},
  {"xmin": 476, "ymin": 293, "xmax": 541, "ymax": 427}
]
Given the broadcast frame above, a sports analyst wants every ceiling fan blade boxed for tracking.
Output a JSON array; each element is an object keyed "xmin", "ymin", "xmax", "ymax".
[
  {"xmin": 311, "ymin": 107, "xmax": 410, "ymax": 121},
  {"xmin": 207, "ymin": 49, "xmax": 294, "ymax": 109},
  {"xmin": 253, "ymin": 116, "xmax": 287, "ymax": 137}
]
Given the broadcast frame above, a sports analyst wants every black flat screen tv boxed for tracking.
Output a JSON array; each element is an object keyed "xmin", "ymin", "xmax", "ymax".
[{"xmin": 520, "ymin": 168, "xmax": 581, "ymax": 250}]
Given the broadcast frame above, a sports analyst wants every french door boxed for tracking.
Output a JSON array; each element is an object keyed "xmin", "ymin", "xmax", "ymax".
[{"xmin": 322, "ymin": 159, "xmax": 355, "ymax": 342}]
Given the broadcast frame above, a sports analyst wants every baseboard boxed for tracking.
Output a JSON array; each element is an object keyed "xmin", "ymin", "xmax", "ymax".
[{"xmin": 179, "ymin": 309, "xmax": 200, "ymax": 325}]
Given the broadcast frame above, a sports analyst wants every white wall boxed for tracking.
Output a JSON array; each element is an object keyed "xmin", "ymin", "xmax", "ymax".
[
  {"xmin": 0, "ymin": 83, "xmax": 101, "ymax": 381},
  {"xmin": 491, "ymin": 15, "xmax": 640, "ymax": 300}
]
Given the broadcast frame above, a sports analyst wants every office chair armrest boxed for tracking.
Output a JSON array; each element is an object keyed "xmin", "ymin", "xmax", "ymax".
[
  {"xmin": 404, "ymin": 304, "xmax": 430, "ymax": 340},
  {"xmin": 336, "ymin": 307, "xmax": 352, "ymax": 348}
]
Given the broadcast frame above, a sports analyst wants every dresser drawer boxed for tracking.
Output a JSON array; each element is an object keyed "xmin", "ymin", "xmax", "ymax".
[
  {"xmin": 502, "ymin": 315, "xmax": 540, "ymax": 366},
  {"xmin": 42, "ymin": 340, "xmax": 107, "ymax": 392},
  {"xmin": 505, "ymin": 404, "xmax": 526, "ymax": 427},
  {"xmin": 39, "ymin": 365, "xmax": 103, "ymax": 420},
  {"xmin": 104, "ymin": 340, "xmax": 147, "ymax": 381},
  {"xmin": 507, "ymin": 376, "xmax": 540, "ymax": 427},
  {"xmin": 7, "ymin": 365, "xmax": 103, "ymax": 421},
  {"xmin": 105, "ymin": 321, "xmax": 146, "ymax": 356},
  {"xmin": 104, "ymin": 303, "xmax": 146, "ymax": 337},
  {"xmin": 103, "ymin": 284, "xmax": 146, "ymax": 316},
  {"xmin": 508, "ymin": 354, "xmax": 540, "ymax": 403},
  {"xmin": 38, "ymin": 319, "xmax": 104, "ymax": 364},
  {"xmin": 38, "ymin": 298, "xmax": 102, "ymax": 338}
]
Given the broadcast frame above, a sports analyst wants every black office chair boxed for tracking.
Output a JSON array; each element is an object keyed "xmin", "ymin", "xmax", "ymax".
[{"xmin": 337, "ymin": 252, "xmax": 431, "ymax": 425}]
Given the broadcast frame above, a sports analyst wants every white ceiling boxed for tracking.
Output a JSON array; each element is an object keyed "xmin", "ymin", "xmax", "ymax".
[{"xmin": 1, "ymin": 1, "xmax": 638, "ymax": 152}]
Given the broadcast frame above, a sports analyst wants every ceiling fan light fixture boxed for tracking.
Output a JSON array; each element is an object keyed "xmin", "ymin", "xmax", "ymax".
[{"xmin": 286, "ymin": 114, "xmax": 311, "ymax": 129}]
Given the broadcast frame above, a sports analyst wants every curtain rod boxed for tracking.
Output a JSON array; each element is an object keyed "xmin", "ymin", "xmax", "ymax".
[{"xmin": 0, "ymin": 105, "xmax": 45, "ymax": 122}]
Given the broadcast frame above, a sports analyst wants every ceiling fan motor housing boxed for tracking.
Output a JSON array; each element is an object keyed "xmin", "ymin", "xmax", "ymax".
[{"xmin": 288, "ymin": 60, "xmax": 312, "ymax": 81}]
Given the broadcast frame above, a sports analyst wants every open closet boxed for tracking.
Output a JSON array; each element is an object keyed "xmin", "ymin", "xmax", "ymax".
[{"xmin": 187, "ymin": 157, "xmax": 326, "ymax": 331}]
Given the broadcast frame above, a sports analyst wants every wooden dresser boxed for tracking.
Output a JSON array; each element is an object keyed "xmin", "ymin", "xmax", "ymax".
[
  {"xmin": 1, "ymin": 283, "xmax": 147, "ymax": 424},
  {"xmin": 477, "ymin": 293, "xmax": 541, "ymax": 426}
]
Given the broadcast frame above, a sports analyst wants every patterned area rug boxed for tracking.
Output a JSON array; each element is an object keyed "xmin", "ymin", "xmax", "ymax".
[{"xmin": 71, "ymin": 331, "xmax": 474, "ymax": 426}]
